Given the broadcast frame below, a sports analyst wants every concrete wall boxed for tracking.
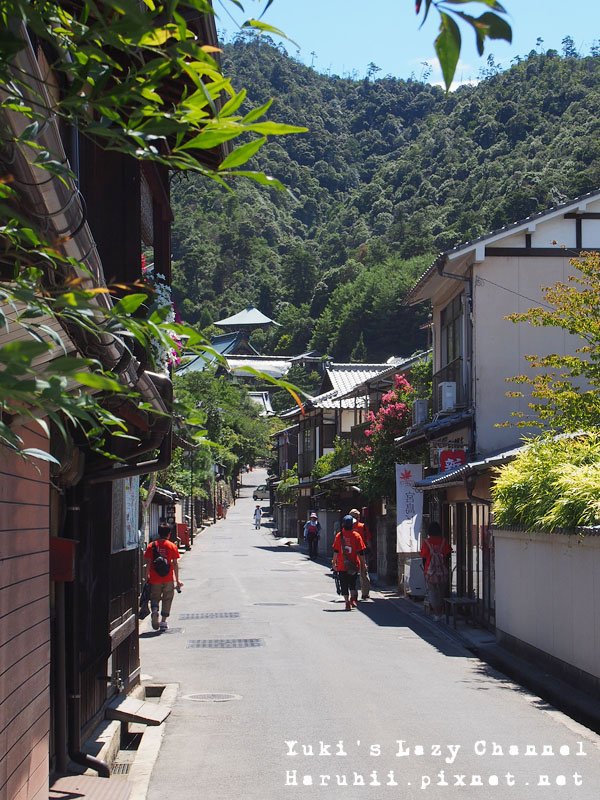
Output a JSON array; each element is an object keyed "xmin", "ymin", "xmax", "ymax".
[
  {"xmin": 315, "ymin": 511, "xmax": 340, "ymax": 558},
  {"xmin": 273, "ymin": 504, "xmax": 298, "ymax": 540},
  {"xmin": 473, "ymin": 253, "xmax": 581, "ymax": 454},
  {"xmin": 0, "ymin": 426, "xmax": 50, "ymax": 800},
  {"xmin": 495, "ymin": 528, "xmax": 600, "ymax": 690}
]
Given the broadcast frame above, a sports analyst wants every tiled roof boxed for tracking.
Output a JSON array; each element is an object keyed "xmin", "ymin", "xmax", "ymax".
[
  {"xmin": 334, "ymin": 351, "xmax": 432, "ymax": 401},
  {"xmin": 248, "ymin": 391, "xmax": 274, "ymax": 416},
  {"xmin": 271, "ymin": 423, "xmax": 299, "ymax": 438},
  {"xmin": 414, "ymin": 443, "xmax": 524, "ymax": 489},
  {"xmin": 318, "ymin": 464, "xmax": 355, "ymax": 484},
  {"xmin": 225, "ymin": 355, "xmax": 292, "ymax": 379},
  {"xmin": 325, "ymin": 362, "xmax": 393, "ymax": 395},
  {"xmin": 215, "ymin": 306, "xmax": 279, "ymax": 327},
  {"xmin": 309, "ymin": 387, "xmax": 369, "ymax": 410},
  {"xmin": 210, "ymin": 332, "xmax": 259, "ymax": 356}
]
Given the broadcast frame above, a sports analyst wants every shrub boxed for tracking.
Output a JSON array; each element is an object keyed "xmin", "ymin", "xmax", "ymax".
[{"xmin": 492, "ymin": 434, "xmax": 600, "ymax": 531}]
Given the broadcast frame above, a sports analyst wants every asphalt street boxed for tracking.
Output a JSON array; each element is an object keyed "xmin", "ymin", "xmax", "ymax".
[{"xmin": 140, "ymin": 469, "xmax": 600, "ymax": 799}]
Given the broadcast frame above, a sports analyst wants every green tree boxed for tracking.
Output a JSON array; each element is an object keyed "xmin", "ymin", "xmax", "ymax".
[
  {"xmin": 1, "ymin": 0, "xmax": 512, "ymax": 458},
  {"xmin": 350, "ymin": 333, "xmax": 367, "ymax": 363}
]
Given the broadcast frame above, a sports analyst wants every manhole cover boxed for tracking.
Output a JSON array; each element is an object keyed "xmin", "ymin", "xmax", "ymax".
[
  {"xmin": 179, "ymin": 612, "xmax": 240, "ymax": 620},
  {"xmin": 254, "ymin": 603, "xmax": 295, "ymax": 606},
  {"xmin": 233, "ymin": 554, "xmax": 248, "ymax": 557},
  {"xmin": 185, "ymin": 693, "xmax": 241, "ymax": 702},
  {"xmin": 187, "ymin": 639, "xmax": 264, "ymax": 649}
]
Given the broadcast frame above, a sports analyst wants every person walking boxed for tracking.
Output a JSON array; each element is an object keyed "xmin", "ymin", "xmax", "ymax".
[
  {"xmin": 253, "ymin": 504, "xmax": 262, "ymax": 529},
  {"xmin": 303, "ymin": 512, "xmax": 321, "ymax": 559},
  {"xmin": 332, "ymin": 515, "xmax": 367, "ymax": 611},
  {"xmin": 143, "ymin": 523, "xmax": 183, "ymax": 632},
  {"xmin": 420, "ymin": 520, "xmax": 452, "ymax": 621},
  {"xmin": 349, "ymin": 507, "xmax": 371, "ymax": 600}
]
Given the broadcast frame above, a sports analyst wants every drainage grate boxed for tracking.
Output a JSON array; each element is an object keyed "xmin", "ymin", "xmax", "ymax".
[
  {"xmin": 233, "ymin": 554, "xmax": 248, "ymax": 557},
  {"xmin": 161, "ymin": 627, "xmax": 183, "ymax": 634},
  {"xmin": 179, "ymin": 612, "xmax": 240, "ymax": 620},
  {"xmin": 271, "ymin": 569, "xmax": 297, "ymax": 572},
  {"xmin": 254, "ymin": 603, "xmax": 295, "ymax": 606},
  {"xmin": 185, "ymin": 692, "xmax": 241, "ymax": 702},
  {"xmin": 112, "ymin": 763, "xmax": 131, "ymax": 776},
  {"xmin": 187, "ymin": 638, "xmax": 264, "ymax": 649}
]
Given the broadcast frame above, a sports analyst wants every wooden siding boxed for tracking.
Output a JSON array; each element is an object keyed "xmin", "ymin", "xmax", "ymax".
[{"xmin": 0, "ymin": 426, "xmax": 50, "ymax": 800}]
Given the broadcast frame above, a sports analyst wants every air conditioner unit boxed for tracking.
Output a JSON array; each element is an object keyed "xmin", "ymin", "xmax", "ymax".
[
  {"xmin": 412, "ymin": 399, "xmax": 428, "ymax": 426},
  {"xmin": 439, "ymin": 381, "xmax": 457, "ymax": 412}
]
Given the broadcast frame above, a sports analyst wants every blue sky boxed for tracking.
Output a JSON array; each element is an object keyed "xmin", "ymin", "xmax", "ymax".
[{"xmin": 216, "ymin": 1, "xmax": 598, "ymax": 87}]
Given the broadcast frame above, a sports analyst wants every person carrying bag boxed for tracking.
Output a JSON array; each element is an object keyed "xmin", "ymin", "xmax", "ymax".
[{"xmin": 332, "ymin": 515, "xmax": 367, "ymax": 611}]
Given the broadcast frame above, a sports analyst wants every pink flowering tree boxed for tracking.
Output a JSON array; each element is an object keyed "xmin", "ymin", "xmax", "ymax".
[{"xmin": 357, "ymin": 373, "xmax": 420, "ymax": 501}]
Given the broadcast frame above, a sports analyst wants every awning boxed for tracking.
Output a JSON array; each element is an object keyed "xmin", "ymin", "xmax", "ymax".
[
  {"xmin": 318, "ymin": 464, "xmax": 355, "ymax": 484},
  {"xmin": 395, "ymin": 410, "xmax": 473, "ymax": 447},
  {"xmin": 414, "ymin": 444, "xmax": 525, "ymax": 489}
]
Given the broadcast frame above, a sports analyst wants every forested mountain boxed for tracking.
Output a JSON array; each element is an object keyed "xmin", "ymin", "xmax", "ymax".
[{"xmin": 171, "ymin": 35, "xmax": 600, "ymax": 362}]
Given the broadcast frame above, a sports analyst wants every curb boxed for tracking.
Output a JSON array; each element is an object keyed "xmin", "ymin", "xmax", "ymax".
[{"xmin": 387, "ymin": 591, "xmax": 600, "ymax": 736}]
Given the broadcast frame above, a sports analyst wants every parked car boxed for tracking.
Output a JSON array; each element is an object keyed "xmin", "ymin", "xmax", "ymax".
[{"xmin": 253, "ymin": 484, "xmax": 269, "ymax": 501}]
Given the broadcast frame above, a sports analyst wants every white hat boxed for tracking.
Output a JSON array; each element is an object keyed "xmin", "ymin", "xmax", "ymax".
[{"xmin": 310, "ymin": 512, "xmax": 318, "ymax": 518}]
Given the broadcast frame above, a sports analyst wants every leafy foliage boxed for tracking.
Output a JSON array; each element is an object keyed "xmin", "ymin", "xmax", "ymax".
[
  {"xmin": 492, "ymin": 435, "xmax": 600, "ymax": 531},
  {"xmin": 171, "ymin": 39, "xmax": 600, "ymax": 362},
  {"xmin": 275, "ymin": 464, "xmax": 299, "ymax": 504},
  {"xmin": 0, "ymin": 0, "xmax": 306, "ymax": 458},
  {"xmin": 173, "ymin": 368, "xmax": 272, "ymax": 475}
]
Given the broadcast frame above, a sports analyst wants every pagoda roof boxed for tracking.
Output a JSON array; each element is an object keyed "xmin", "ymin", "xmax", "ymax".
[{"xmin": 214, "ymin": 306, "xmax": 279, "ymax": 328}]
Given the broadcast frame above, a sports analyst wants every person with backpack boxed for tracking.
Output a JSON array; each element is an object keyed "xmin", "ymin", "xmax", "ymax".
[
  {"xmin": 332, "ymin": 515, "xmax": 367, "ymax": 611},
  {"xmin": 420, "ymin": 521, "xmax": 452, "ymax": 621},
  {"xmin": 303, "ymin": 512, "xmax": 321, "ymax": 559},
  {"xmin": 143, "ymin": 522, "xmax": 182, "ymax": 631},
  {"xmin": 349, "ymin": 508, "xmax": 371, "ymax": 599}
]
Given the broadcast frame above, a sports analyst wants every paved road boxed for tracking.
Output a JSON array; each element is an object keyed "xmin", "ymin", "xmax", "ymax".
[{"xmin": 141, "ymin": 469, "xmax": 600, "ymax": 799}]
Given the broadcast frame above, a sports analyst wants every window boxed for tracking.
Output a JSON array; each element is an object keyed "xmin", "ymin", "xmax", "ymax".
[
  {"xmin": 302, "ymin": 426, "xmax": 313, "ymax": 454},
  {"xmin": 111, "ymin": 476, "xmax": 140, "ymax": 552},
  {"xmin": 440, "ymin": 294, "xmax": 463, "ymax": 366}
]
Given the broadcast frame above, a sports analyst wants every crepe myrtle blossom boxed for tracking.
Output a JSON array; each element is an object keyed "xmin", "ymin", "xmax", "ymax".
[{"xmin": 364, "ymin": 374, "xmax": 414, "ymax": 440}]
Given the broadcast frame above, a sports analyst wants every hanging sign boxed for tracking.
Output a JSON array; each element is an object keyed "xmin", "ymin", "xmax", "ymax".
[
  {"xmin": 439, "ymin": 449, "xmax": 467, "ymax": 472},
  {"xmin": 395, "ymin": 464, "xmax": 423, "ymax": 554}
]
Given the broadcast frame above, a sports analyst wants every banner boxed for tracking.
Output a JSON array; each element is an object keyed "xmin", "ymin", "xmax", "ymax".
[{"xmin": 395, "ymin": 464, "xmax": 423, "ymax": 553}]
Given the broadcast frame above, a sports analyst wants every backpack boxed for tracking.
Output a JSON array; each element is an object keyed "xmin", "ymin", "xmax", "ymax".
[
  {"xmin": 306, "ymin": 522, "xmax": 319, "ymax": 538},
  {"xmin": 152, "ymin": 543, "xmax": 170, "ymax": 577},
  {"xmin": 340, "ymin": 534, "xmax": 358, "ymax": 575},
  {"xmin": 426, "ymin": 540, "xmax": 448, "ymax": 584}
]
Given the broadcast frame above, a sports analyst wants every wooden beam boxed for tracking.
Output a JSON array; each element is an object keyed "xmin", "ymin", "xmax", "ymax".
[
  {"xmin": 485, "ymin": 247, "xmax": 587, "ymax": 257},
  {"xmin": 564, "ymin": 212, "xmax": 600, "ymax": 219}
]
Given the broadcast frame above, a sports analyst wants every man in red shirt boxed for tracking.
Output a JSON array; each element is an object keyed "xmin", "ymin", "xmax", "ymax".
[
  {"xmin": 349, "ymin": 508, "xmax": 371, "ymax": 600},
  {"xmin": 420, "ymin": 521, "xmax": 452, "ymax": 621},
  {"xmin": 143, "ymin": 523, "xmax": 183, "ymax": 631},
  {"xmin": 333, "ymin": 515, "xmax": 367, "ymax": 611}
]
